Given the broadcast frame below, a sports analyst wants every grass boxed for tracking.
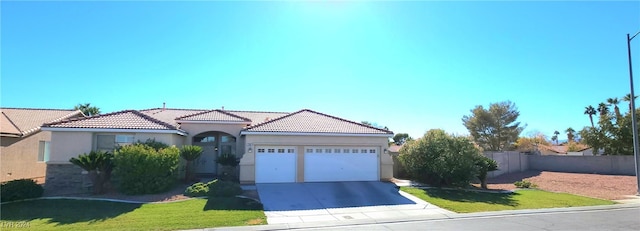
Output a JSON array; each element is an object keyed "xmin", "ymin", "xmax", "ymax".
[
  {"xmin": 0, "ymin": 197, "xmax": 266, "ymax": 231},
  {"xmin": 401, "ymin": 187, "xmax": 615, "ymax": 213}
]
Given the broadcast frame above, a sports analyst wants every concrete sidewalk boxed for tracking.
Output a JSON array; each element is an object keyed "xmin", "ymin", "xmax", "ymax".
[{"xmin": 203, "ymin": 203, "xmax": 640, "ymax": 231}]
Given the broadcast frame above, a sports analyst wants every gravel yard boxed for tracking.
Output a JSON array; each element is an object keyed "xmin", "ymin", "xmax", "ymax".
[{"xmin": 482, "ymin": 171, "xmax": 637, "ymax": 200}]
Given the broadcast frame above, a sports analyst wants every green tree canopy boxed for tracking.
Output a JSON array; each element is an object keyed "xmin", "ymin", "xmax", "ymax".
[
  {"xmin": 392, "ymin": 133, "xmax": 412, "ymax": 145},
  {"xmin": 74, "ymin": 103, "xmax": 101, "ymax": 116},
  {"xmin": 462, "ymin": 101, "xmax": 525, "ymax": 151}
]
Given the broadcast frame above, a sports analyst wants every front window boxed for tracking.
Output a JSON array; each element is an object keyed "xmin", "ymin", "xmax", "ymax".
[
  {"xmin": 96, "ymin": 134, "xmax": 134, "ymax": 152},
  {"xmin": 38, "ymin": 141, "xmax": 50, "ymax": 162}
]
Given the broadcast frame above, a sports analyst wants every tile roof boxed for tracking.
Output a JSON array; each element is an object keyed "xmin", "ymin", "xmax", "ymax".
[
  {"xmin": 388, "ymin": 144, "xmax": 403, "ymax": 153},
  {"xmin": 44, "ymin": 110, "xmax": 182, "ymax": 131},
  {"xmin": 242, "ymin": 109, "xmax": 393, "ymax": 135},
  {"xmin": 0, "ymin": 108, "xmax": 83, "ymax": 137},
  {"xmin": 140, "ymin": 108, "xmax": 206, "ymax": 126},
  {"xmin": 224, "ymin": 110, "xmax": 289, "ymax": 125},
  {"xmin": 177, "ymin": 110, "xmax": 251, "ymax": 123}
]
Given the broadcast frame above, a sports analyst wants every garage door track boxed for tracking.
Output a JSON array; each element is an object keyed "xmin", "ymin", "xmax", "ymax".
[{"xmin": 256, "ymin": 181, "xmax": 454, "ymax": 224}]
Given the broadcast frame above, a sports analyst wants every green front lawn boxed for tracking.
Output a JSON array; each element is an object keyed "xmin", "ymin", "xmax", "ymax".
[
  {"xmin": 0, "ymin": 197, "xmax": 265, "ymax": 231},
  {"xmin": 401, "ymin": 187, "xmax": 615, "ymax": 213}
]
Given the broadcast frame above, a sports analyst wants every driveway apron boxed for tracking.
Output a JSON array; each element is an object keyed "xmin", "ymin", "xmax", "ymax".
[{"xmin": 256, "ymin": 182, "xmax": 454, "ymax": 224}]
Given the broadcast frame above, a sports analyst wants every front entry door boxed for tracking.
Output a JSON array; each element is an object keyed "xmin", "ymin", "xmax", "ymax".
[{"xmin": 196, "ymin": 145, "xmax": 217, "ymax": 174}]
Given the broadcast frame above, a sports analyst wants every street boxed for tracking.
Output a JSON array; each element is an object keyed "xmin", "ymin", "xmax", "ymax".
[{"xmin": 299, "ymin": 207, "xmax": 640, "ymax": 231}]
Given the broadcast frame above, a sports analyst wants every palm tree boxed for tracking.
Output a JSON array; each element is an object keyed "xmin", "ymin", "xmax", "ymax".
[
  {"xmin": 584, "ymin": 105, "xmax": 597, "ymax": 128},
  {"xmin": 74, "ymin": 103, "xmax": 101, "ymax": 116},
  {"xmin": 553, "ymin": 130, "xmax": 560, "ymax": 145},
  {"xmin": 565, "ymin": 127, "xmax": 576, "ymax": 143},
  {"xmin": 597, "ymin": 102, "xmax": 609, "ymax": 116},
  {"xmin": 623, "ymin": 93, "xmax": 638, "ymax": 111},
  {"xmin": 69, "ymin": 151, "xmax": 113, "ymax": 194},
  {"xmin": 180, "ymin": 145, "xmax": 203, "ymax": 182},
  {"xmin": 607, "ymin": 97, "xmax": 621, "ymax": 118}
]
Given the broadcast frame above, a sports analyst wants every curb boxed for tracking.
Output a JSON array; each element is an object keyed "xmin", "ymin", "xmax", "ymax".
[{"xmin": 205, "ymin": 203, "xmax": 640, "ymax": 231}]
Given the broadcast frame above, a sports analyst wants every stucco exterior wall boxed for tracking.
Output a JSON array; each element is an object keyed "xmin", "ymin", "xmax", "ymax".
[
  {"xmin": 1, "ymin": 131, "xmax": 50, "ymax": 182},
  {"xmin": 239, "ymin": 134, "xmax": 392, "ymax": 184},
  {"xmin": 49, "ymin": 131, "xmax": 186, "ymax": 164},
  {"xmin": 179, "ymin": 123, "xmax": 244, "ymax": 150},
  {"xmin": 48, "ymin": 131, "xmax": 94, "ymax": 164}
]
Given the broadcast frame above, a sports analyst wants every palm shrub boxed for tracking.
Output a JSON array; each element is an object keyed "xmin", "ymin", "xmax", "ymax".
[
  {"xmin": 180, "ymin": 145, "xmax": 203, "ymax": 182},
  {"xmin": 69, "ymin": 150, "xmax": 113, "ymax": 194},
  {"xmin": 474, "ymin": 155, "xmax": 498, "ymax": 189},
  {"xmin": 216, "ymin": 153, "xmax": 240, "ymax": 181},
  {"xmin": 398, "ymin": 129, "xmax": 480, "ymax": 187},
  {"xmin": 113, "ymin": 143, "xmax": 180, "ymax": 195}
]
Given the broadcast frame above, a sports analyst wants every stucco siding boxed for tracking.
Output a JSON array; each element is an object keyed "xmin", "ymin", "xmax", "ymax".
[
  {"xmin": 240, "ymin": 134, "xmax": 392, "ymax": 183},
  {"xmin": 49, "ymin": 131, "xmax": 94, "ymax": 164},
  {"xmin": 1, "ymin": 131, "xmax": 50, "ymax": 182}
]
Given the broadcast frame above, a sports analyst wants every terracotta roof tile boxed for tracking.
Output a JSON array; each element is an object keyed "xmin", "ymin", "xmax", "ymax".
[
  {"xmin": 177, "ymin": 110, "xmax": 251, "ymax": 122},
  {"xmin": 140, "ymin": 108, "xmax": 206, "ymax": 126},
  {"xmin": 226, "ymin": 110, "xmax": 289, "ymax": 125},
  {"xmin": 0, "ymin": 108, "xmax": 83, "ymax": 136},
  {"xmin": 45, "ymin": 110, "xmax": 181, "ymax": 131},
  {"xmin": 243, "ymin": 109, "xmax": 393, "ymax": 135}
]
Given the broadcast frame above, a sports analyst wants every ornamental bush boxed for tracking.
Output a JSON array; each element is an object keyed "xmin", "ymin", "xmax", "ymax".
[
  {"xmin": 113, "ymin": 143, "xmax": 180, "ymax": 195},
  {"xmin": 398, "ymin": 129, "xmax": 482, "ymax": 187},
  {"xmin": 1, "ymin": 179, "xmax": 44, "ymax": 202},
  {"xmin": 184, "ymin": 179, "xmax": 243, "ymax": 198}
]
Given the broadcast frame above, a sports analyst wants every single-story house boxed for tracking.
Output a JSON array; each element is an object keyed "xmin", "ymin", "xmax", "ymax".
[
  {"xmin": 1, "ymin": 108, "xmax": 84, "ymax": 182},
  {"xmin": 41, "ymin": 107, "xmax": 394, "ymax": 192}
]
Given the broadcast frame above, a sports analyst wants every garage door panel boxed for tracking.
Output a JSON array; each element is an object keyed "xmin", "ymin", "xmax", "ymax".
[
  {"xmin": 304, "ymin": 147, "xmax": 379, "ymax": 182},
  {"xmin": 255, "ymin": 146, "xmax": 296, "ymax": 183}
]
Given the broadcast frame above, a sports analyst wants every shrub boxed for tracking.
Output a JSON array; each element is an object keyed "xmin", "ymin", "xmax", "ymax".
[
  {"xmin": 135, "ymin": 138, "xmax": 169, "ymax": 151},
  {"xmin": 216, "ymin": 153, "xmax": 239, "ymax": 167},
  {"xmin": 398, "ymin": 129, "xmax": 481, "ymax": 187},
  {"xmin": 184, "ymin": 179, "xmax": 243, "ymax": 198},
  {"xmin": 184, "ymin": 181, "xmax": 211, "ymax": 197},
  {"xmin": 113, "ymin": 143, "xmax": 180, "ymax": 195},
  {"xmin": 514, "ymin": 180, "xmax": 537, "ymax": 188},
  {"xmin": 1, "ymin": 179, "xmax": 44, "ymax": 202}
]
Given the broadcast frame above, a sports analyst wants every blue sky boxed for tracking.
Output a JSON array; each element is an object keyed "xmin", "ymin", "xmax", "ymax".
[{"xmin": 2, "ymin": 1, "xmax": 640, "ymax": 139}]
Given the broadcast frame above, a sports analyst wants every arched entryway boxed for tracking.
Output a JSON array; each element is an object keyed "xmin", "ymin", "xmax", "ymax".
[{"xmin": 192, "ymin": 131, "xmax": 237, "ymax": 174}]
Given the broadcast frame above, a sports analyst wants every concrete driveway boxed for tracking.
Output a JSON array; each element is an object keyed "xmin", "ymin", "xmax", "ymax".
[{"xmin": 256, "ymin": 181, "xmax": 453, "ymax": 224}]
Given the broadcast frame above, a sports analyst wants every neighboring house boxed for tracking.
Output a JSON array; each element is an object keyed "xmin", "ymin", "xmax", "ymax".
[
  {"xmin": 1, "ymin": 108, "xmax": 84, "ymax": 182},
  {"xmin": 41, "ymin": 108, "xmax": 394, "ymax": 192},
  {"xmin": 539, "ymin": 144, "xmax": 594, "ymax": 156}
]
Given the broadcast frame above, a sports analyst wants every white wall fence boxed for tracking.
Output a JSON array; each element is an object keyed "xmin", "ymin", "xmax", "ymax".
[{"xmin": 483, "ymin": 152, "xmax": 636, "ymax": 178}]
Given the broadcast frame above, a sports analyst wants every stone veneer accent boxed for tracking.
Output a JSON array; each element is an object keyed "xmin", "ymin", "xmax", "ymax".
[{"xmin": 44, "ymin": 164, "xmax": 91, "ymax": 195}]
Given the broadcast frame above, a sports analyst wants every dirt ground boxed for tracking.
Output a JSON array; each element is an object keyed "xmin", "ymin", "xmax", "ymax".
[{"xmin": 479, "ymin": 171, "xmax": 637, "ymax": 200}]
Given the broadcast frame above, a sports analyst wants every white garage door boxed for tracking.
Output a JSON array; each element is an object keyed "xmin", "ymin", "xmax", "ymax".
[
  {"xmin": 255, "ymin": 146, "xmax": 297, "ymax": 183},
  {"xmin": 304, "ymin": 147, "xmax": 379, "ymax": 182}
]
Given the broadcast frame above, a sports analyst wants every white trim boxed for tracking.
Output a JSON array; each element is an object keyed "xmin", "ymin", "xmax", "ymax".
[
  {"xmin": 240, "ymin": 131, "xmax": 392, "ymax": 137},
  {"xmin": 41, "ymin": 127, "xmax": 188, "ymax": 136},
  {"xmin": 176, "ymin": 120, "xmax": 250, "ymax": 125}
]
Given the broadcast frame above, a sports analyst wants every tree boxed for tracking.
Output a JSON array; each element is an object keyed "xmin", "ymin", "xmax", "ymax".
[
  {"xmin": 69, "ymin": 151, "xmax": 113, "ymax": 194},
  {"xmin": 474, "ymin": 155, "xmax": 498, "ymax": 189},
  {"xmin": 515, "ymin": 131, "xmax": 549, "ymax": 153},
  {"xmin": 398, "ymin": 129, "xmax": 483, "ymax": 186},
  {"xmin": 180, "ymin": 145, "xmax": 203, "ymax": 182},
  {"xmin": 565, "ymin": 127, "xmax": 576, "ymax": 143},
  {"xmin": 623, "ymin": 93, "xmax": 638, "ymax": 111},
  {"xmin": 584, "ymin": 105, "xmax": 597, "ymax": 128},
  {"xmin": 553, "ymin": 130, "xmax": 560, "ymax": 145},
  {"xmin": 462, "ymin": 101, "xmax": 525, "ymax": 151},
  {"xmin": 607, "ymin": 98, "xmax": 621, "ymax": 118},
  {"xmin": 392, "ymin": 133, "xmax": 412, "ymax": 145},
  {"xmin": 580, "ymin": 95, "xmax": 639, "ymax": 155},
  {"xmin": 597, "ymin": 102, "xmax": 609, "ymax": 117},
  {"xmin": 74, "ymin": 103, "xmax": 101, "ymax": 116}
]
